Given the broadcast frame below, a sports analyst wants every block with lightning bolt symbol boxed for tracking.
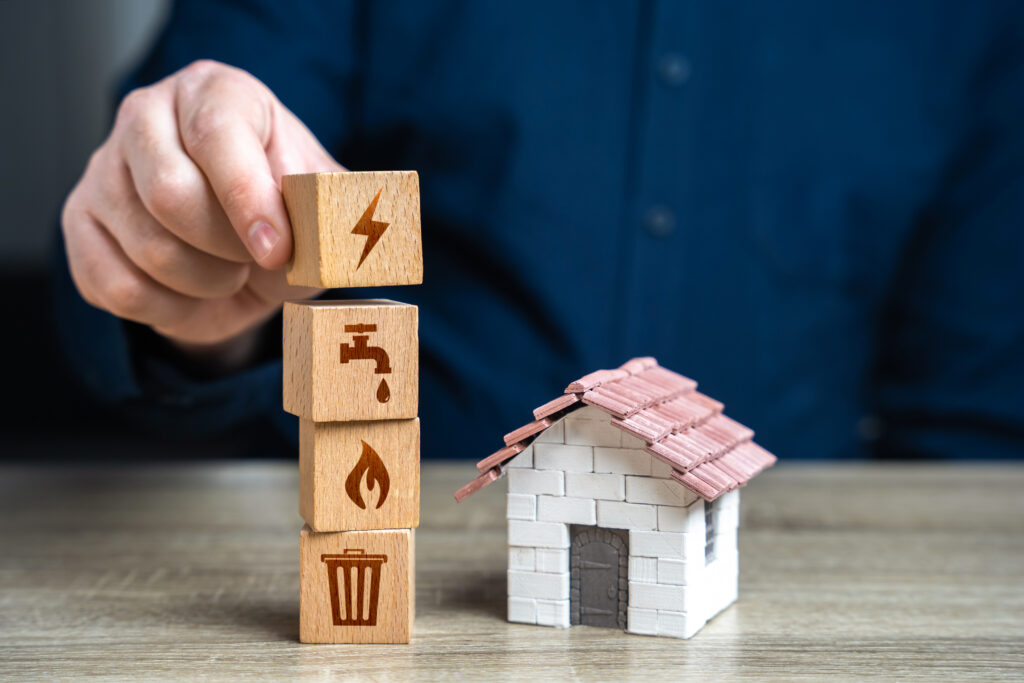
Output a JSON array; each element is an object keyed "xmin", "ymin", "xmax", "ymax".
[{"xmin": 283, "ymin": 171, "xmax": 423, "ymax": 288}]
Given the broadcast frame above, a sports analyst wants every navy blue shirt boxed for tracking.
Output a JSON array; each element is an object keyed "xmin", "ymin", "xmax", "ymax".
[{"xmin": 54, "ymin": 0, "xmax": 1024, "ymax": 460}]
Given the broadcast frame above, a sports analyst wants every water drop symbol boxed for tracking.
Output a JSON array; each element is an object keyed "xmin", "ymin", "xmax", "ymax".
[{"xmin": 376, "ymin": 378, "xmax": 391, "ymax": 403}]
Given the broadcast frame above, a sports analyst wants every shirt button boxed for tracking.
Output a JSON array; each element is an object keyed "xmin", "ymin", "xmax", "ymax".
[
  {"xmin": 644, "ymin": 205, "xmax": 676, "ymax": 237},
  {"xmin": 658, "ymin": 53, "xmax": 691, "ymax": 87}
]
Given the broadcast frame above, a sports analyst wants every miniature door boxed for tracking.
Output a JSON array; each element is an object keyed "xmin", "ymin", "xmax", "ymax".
[{"xmin": 570, "ymin": 526, "xmax": 628, "ymax": 630}]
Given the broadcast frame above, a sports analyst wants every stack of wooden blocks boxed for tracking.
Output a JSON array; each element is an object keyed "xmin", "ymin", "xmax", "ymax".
[{"xmin": 281, "ymin": 171, "xmax": 423, "ymax": 644}]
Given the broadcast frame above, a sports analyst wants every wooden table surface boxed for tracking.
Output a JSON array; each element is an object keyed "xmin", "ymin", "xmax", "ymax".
[{"xmin": 1, "ymin": 461, "xmax": 1022, "ymax": 681}]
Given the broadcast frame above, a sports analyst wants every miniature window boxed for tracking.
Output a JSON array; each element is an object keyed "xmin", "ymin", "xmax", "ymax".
[{"xmin": 704, "ymin": 499, "xmax": 716, "ymax": 565}]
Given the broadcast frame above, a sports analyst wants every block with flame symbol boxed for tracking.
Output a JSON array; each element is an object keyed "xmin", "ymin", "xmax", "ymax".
[
  {"xmin": 283, "ymin": 170, "xmax": 423, "ymax": 288},
  {"xmin": 300, "ymin": 525, "xmax": 414, "ymax": 643},
  {"xmin": 284, "ymin": 299, "xmax": 418, "ymax": 422},
  {"xmin": 300, "ymin": 418, "xmax": 420, "ymax": 532}
]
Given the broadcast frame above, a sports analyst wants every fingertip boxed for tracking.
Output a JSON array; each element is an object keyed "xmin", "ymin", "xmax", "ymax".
[{"xmin": 246, "ymin": 219, "xmax": 290, "ymax": 268}]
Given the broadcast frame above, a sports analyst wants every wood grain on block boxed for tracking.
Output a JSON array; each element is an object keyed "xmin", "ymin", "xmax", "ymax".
[
  {"xmin": 299, "ymin": 418, "xmax": 419, "ymax": 532},
  {"xmin": 300, "ymin": 526, "xmax": 414, "ymax": 644},
  {"xmin": 283, "ymin": 299, "xmax": 417, "ymax": 422},
  {"xmin": 283, "ymin": 171, "xmax": 423, "ymax": 288}
]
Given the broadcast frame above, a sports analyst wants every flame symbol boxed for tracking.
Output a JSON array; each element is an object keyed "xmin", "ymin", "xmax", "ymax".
[{"xmin": 345, "ymin": 440, "xmax": 390, "ymax": 510}]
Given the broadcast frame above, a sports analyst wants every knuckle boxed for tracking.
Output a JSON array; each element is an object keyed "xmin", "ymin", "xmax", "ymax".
[
  {"xmin": 144, "ymin": 167, "xmax": 193, "ymax": 219},
  {"xmin": 136, "ymin": 237, "xmax": 182, "ymax": 279},
  {"xmin": 115, "ymin": 88, "xmax": 155, "ymax": 129},
  {"xmin": 180, "ymin": 59, "xmax": 222, "ymax": 81},
  {"xmin": 105, "ymin": 272, "xmax": 149, "ymax": 319},
  {"xmin": 180, "ymin": 103, "xmax": 235, "ymax": 152}
]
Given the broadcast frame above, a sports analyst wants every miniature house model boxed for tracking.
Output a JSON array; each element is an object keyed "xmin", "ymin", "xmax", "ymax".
[{"xmin": 455, "ymin": 357, "xmax": 776, "ymax": 639}]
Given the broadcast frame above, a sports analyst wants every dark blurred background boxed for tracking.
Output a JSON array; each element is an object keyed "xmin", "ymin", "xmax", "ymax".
[{"xmin": 0, "ymin": 1, "xmax": 244, "ymax": 459}]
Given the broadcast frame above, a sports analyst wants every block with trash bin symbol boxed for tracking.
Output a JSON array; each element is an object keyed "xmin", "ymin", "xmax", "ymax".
[
  {"xmin": 322, "ymin": 549, "xmax": 388, "ymax": 626},
  {"xmin": 300, "ymin": 526, "xmax": 414, "ymax": 643}
]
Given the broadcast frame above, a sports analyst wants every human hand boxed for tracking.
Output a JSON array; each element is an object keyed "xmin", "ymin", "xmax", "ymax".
[{"xmin": 62, "ymin": 60, "xmax": 341, "ymax": 357}]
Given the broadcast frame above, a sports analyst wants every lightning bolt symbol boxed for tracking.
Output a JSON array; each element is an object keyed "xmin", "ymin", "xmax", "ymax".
[{"xmin": 351, "ymin": 188, "xmax": 389, "ymax": 268}]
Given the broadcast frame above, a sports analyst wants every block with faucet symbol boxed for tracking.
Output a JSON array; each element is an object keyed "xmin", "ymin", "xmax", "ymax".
[
  {"xmin": 283, "ymin": 170, "xmax": 423, "ymax": 289},
  {"xmin": 300, "ymin": 525, "xmax": 415, "ymax": 644},
  {"xmin": 284, "ymin": 299, "xmax": 418, "ymax": 422},
  {"xmin": 300, "ymin": 417, "xmax": 420, "ymax": 532}
]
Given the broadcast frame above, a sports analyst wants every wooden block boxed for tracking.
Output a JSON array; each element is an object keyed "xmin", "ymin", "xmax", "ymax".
[
  {"xmin": 300, "ymin": 418, "xmax": 420, "ymax": 532},
  {"xmin": 283, "ymin": 171, "xmax": 423, "ymax": 288},
  {"xmin": 283, "ymin": 299, "xmax": 417, "ymax": 421},
  {"xmin": 300, "ymin": 526, "xmax": 414, "ymax": 644}
]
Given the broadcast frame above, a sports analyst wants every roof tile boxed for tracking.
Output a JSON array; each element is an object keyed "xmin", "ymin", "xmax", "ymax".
[
  {"xmin": 457, "ymin": 357, "xmax": 776, "ymax": 504},
  {"xmin": 476, "ymin": 442, "xmax": 525, "ymax": 472},
  {"xmin": 565, "ymin": 369, "xmax": 629, "ymax": 393},
  {"xmin": 454, "ymin": 468, "xmax": 502, "ymax": 502},
  {"xmin": 533, "ymin": 393, "xmax": 581, "ymax": 420},
  {"xmin": 503, "ymin": 417, "xmax": 552, "ymax": 446}
]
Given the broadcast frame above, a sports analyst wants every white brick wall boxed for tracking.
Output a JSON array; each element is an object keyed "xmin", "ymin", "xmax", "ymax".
[
  {"xmin": 507, "ymin": 493, "xmax": 536, "ymax": 520},
  {"xmin": 509, "ymin": 546, "xmax": 535, "ymax": 570},
  {"xmin": 658, "ymin": 558, "xmax": 701, "ymax": 586},
  {"xmin": 538, "ymin": 496, "xmax": 596, "ymax": 525},
  {"xmin": 630, "ymin": 529, "xmax": 686, "ymax": 558},
  {"xmin": 625, "ymin": 476, "xmax": 699, "ymax": 507},
  {"xmin": 508, "ymin": 596, "xmax": 536, "ymax": 624},
  {"xmin": 535, "ymin": 548, "xmax": 569, "ymax": 573},
  {"xmin": 650, "ymin": 456, "xmax": 675, "ymax": 479},
  {"xmin": 628, "ymin": 581, "xmax": 690, "ymax": 611},
  {"xmin": 658, "ymin": 610, "xmax": 703, "ymax": 639},
  {"xmin": 627, "ymin": 607, "xmax": 658, "ymax": 635},
  {"xmin": 535, "ymin": 421, "xmax": 564, "ymax": 443},
  {"xmin": 534, "ymin": 443, "xmax": 594, "ymax": 472},
  {"xmin": 597, "ymin": 500, "xmax": 657, "ymax": 530},
  {"xmin": 507, "ymin": 446, "xmax": 533, "ymax": 468},
  {"xmin": 508, "ymin": 520, "xmax": 569, "ymax": 548},
  {"xmin": 628, "ymin": 556, "xmax": 658, "ymax": 584},
  {"xmin": 508, "ymin": 570, "xmax": 570, "ymax": 600},
  {"xmin": 565, "ymin": 472, "xmax": 624, "ymax": 500},
  {"xmin": 594, "ymin": 447, "xmax": 650, "ymax": 475},
  {"xmin": 536, "ymin": 599, "xmax": 570, "ymax": 628},
  {"xmin": 508, "ymin": 468, "xmax": 564, "ymax": 496},
  {"xmin": 565, "ymin": 418, "xmax": 622, "ymax": 447},
  {"xmin": 621, "ymin": 432, "xmax": 647, "ymax": 449}
]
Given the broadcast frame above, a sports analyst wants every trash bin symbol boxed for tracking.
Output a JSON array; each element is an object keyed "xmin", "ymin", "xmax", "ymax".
[{"xmin": 321, "ymin": 549, "xmax": 388, "ymax": 626}]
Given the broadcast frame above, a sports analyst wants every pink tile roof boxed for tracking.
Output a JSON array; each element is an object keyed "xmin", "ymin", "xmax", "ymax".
[{"xmin": 454, "ymin": 357, "xmax": 776, "ymax": 504}]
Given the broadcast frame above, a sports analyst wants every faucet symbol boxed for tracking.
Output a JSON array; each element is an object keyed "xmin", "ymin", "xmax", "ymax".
[{"xmin": 339, "ymin": 324, "xmax": 392, "ymax": 403}]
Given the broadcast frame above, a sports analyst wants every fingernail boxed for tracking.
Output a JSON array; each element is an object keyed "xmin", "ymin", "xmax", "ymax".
[{"xmin": 247, "ymin": 221, "xmax": 279, "ymax": 261}]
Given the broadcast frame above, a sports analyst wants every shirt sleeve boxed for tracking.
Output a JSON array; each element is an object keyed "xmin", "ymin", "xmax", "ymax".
[
  {"xmin": 51, "ymin": 0, "xmax": 358, "ymax": 441},
  {"xmin": 874, "ymin": 14, "xmax": 1024, "ymax": 459}
]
